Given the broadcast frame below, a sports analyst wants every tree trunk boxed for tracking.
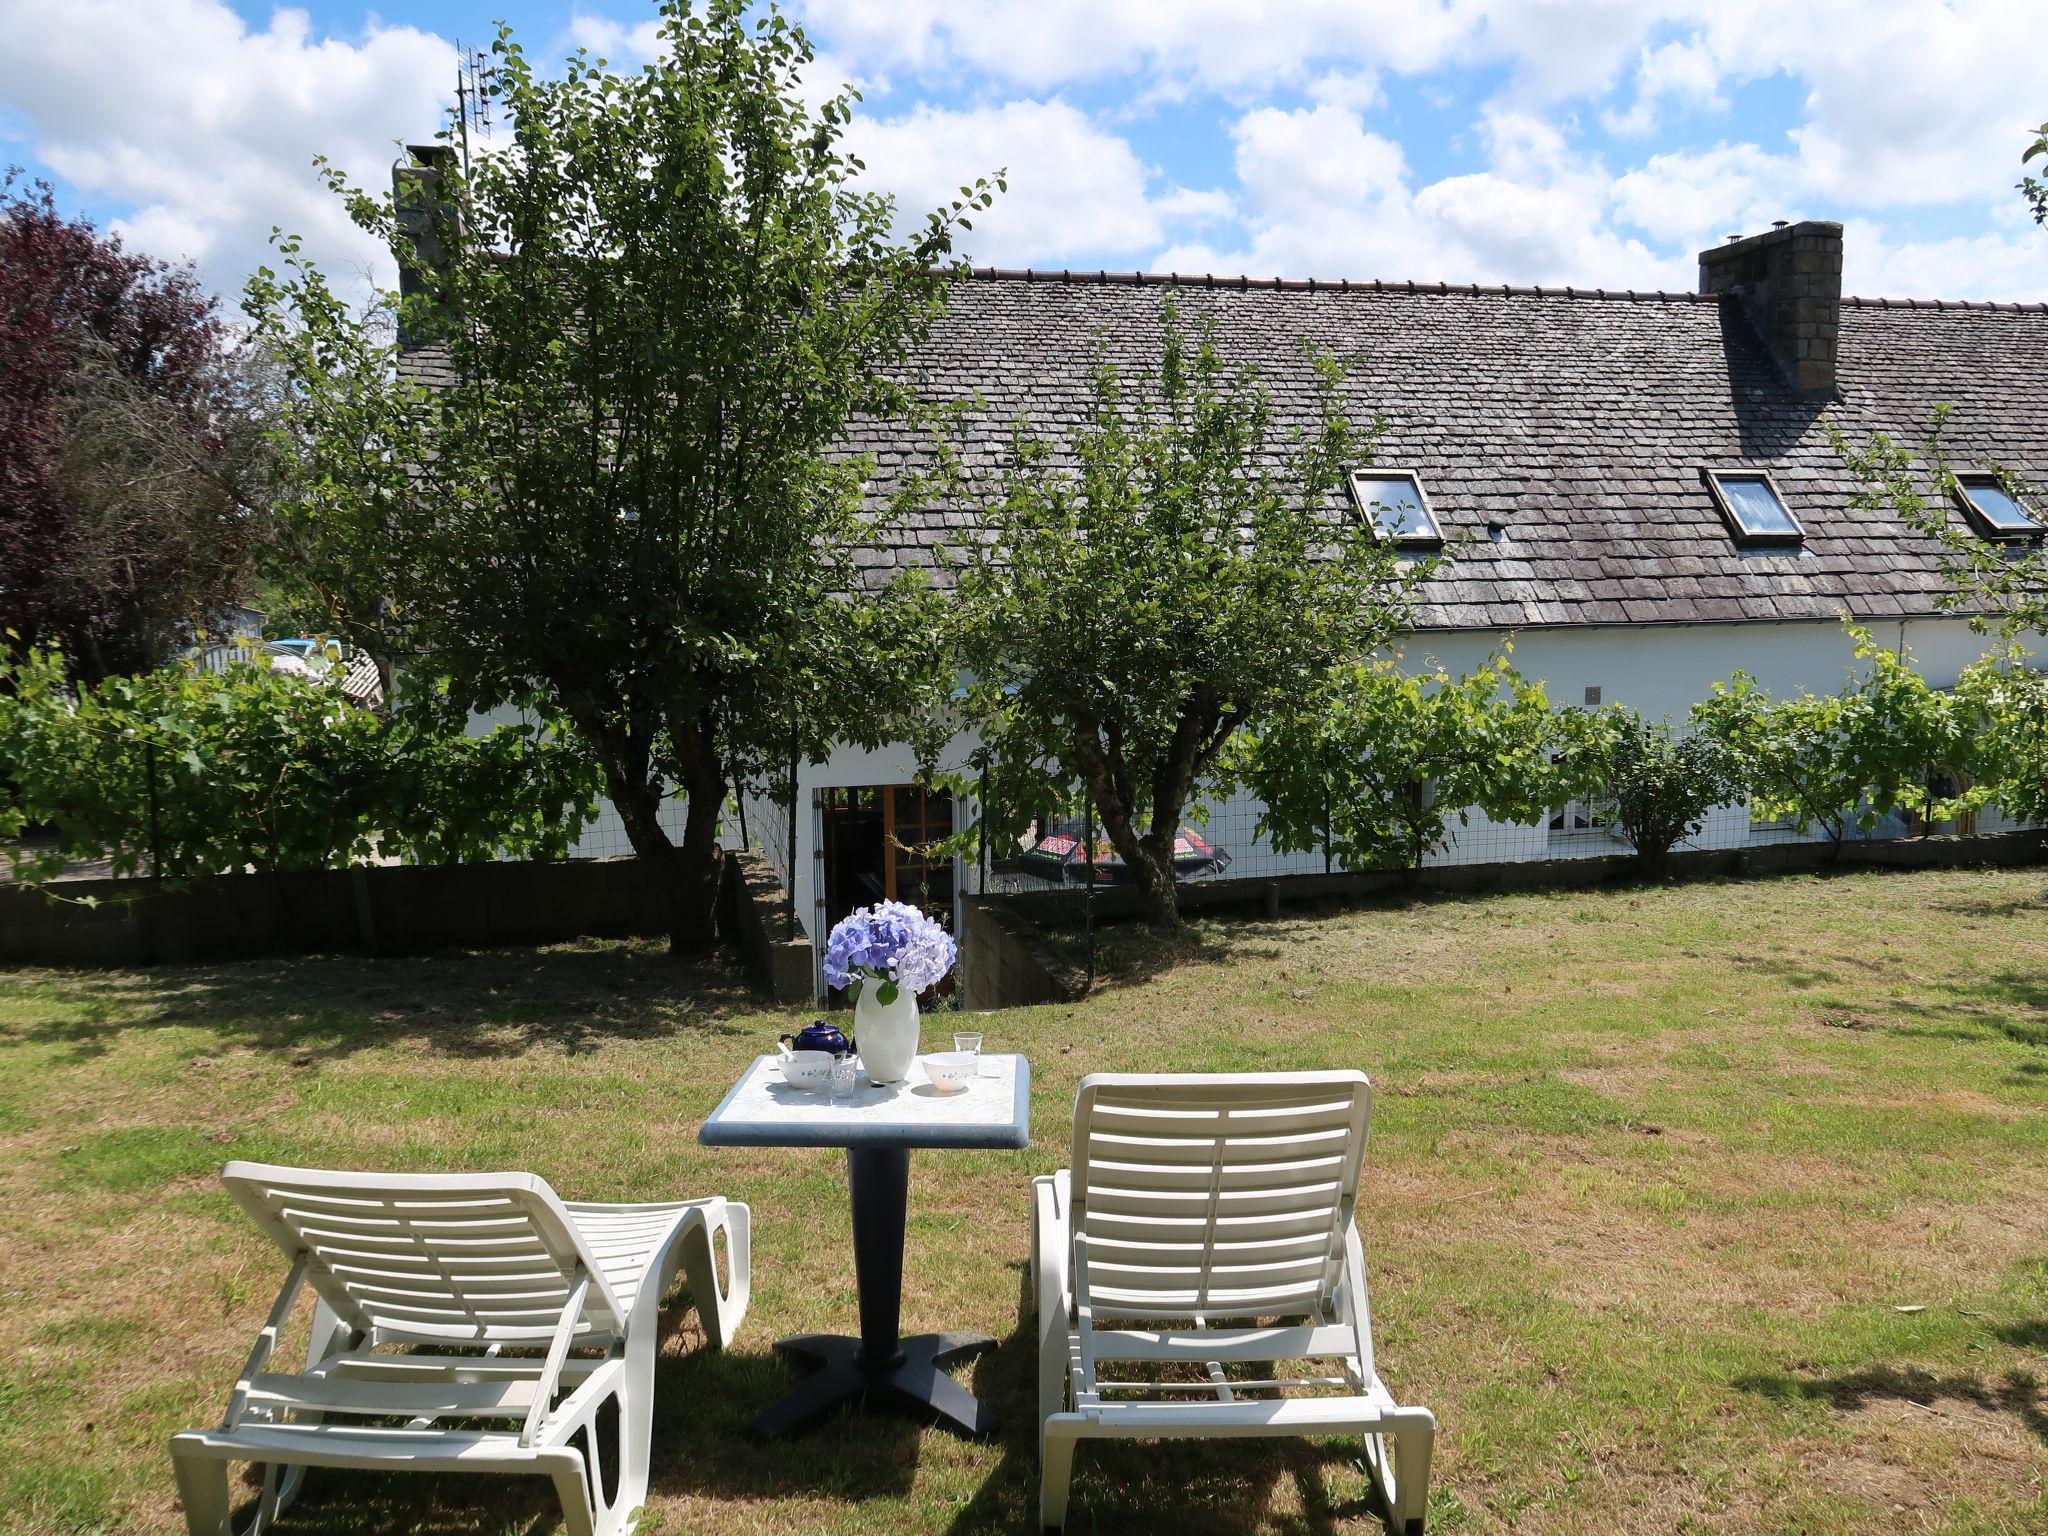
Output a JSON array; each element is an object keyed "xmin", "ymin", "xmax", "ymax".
[
  {"xmin": 601, "ymin": 761, "xmax": 697, "ymax": 948},
  {"xmin": 669, "ymin": 776, "xmax": 724, "ymax": 958},
  {"xmin": 1073, "ymin": 741, "xmax": 1183, "ymax": 934},
  {"xmin": 1130, "ymin": 834, "xmax": 1182, "ymax": 931},
  {"xmin": 666, "ymin": 713, "xmax": 730, "ymax": 959}
]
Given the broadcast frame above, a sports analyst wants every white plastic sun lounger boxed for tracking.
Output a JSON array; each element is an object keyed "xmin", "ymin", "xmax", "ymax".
[
  {"xmin": 169, "ymin": 1162, "xmax": 750, "ymax": 1536},
  {"xmin": 1032, "ymin": 1071, "xmax": 1434, "ymax": 1534}
]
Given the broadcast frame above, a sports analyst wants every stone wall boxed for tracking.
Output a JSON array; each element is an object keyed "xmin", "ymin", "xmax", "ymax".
[
  {"xmin": 717, "ymin": 850, "xmax": 815, "ymax": 1005},
  {"xmin": 0, "ymin": 857, "xmax": 676, "ymax": 966},
  {"xmin": 958, "ymin": 897, "xmax": 1084, "ymax": 1011}
]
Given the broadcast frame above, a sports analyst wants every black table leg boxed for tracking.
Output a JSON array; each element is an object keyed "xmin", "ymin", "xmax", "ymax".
[{"xmin": 750, "ymin": 1145, "xmax": 997, "ymax": 1441}]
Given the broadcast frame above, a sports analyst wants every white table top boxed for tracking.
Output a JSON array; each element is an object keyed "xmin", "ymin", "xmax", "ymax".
[{"xmin": 697, "ymin": 1052, "xmax": 1031, "ymax": 1150}]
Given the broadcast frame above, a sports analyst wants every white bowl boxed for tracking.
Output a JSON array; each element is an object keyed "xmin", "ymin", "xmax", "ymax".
[
  {"xmin": 922, "ymin": 1052, "xmax": 976, "ymax": 1094},
  {"xmin": 777, "ymin": 1048, "xmax": 837, "ymax": 1091}
]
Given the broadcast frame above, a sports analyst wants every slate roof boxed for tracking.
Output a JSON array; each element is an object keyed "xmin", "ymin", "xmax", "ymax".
[{"xmin": 401, "ymin": 269, "xmax": 2048, "ymax": 632}]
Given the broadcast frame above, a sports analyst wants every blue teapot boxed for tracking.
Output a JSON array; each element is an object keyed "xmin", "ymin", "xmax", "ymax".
[{"xmin": 780, "ymin": 1020, "xmax": 852, "ymax": 1058}]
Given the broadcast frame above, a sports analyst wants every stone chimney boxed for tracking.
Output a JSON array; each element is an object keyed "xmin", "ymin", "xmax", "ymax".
[
  {"xmin": 1697, "ymin": 220, "xmax": 1843, "ymax": 397},
  {"xmin": 392, "ymin": 144, "xmax": 457, "ymax": 347}
]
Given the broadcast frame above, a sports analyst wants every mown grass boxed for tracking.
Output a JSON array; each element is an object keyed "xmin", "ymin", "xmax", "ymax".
[{"xmin": 1, "ymin": 865, "xmax": 2045, "ymax": 1535}]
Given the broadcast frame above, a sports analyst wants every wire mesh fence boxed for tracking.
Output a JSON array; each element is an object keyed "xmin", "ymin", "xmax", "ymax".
[{"xmin": 959, "ymin": 781, "xmax": 2035, "ymax": 901}]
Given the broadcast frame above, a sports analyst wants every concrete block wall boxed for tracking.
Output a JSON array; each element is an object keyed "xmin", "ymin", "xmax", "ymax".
[{"xmin": 1698, "ymin": 220, "xmax": 1844, "ymax": 396}]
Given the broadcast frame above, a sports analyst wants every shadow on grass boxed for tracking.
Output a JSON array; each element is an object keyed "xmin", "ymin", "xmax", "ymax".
[
  {"xmin": 936, "ymin": 1261, "xmax": 1396, "ymax": 1536},
  {"xmin": 12, "ymin": 941, "xmax": 774, "ymax": 1064},
  {"xmin": 1729, "ymin": 953, "xmax": 1844, "ymax": 990},
  {"xmin": 1734, "ymin": 1363, "xmax": 2047, "ymax": 1444},
  {"xmin": 1930, "ymin": 887, "xmax": 2048, "ymax": 919},
  {"xmin": 1052, "ymin": 886, "xmax": 1491, "ymax": 997},
  {"xmin": 1992, "ymin": 1319, "xmax": 2048, "ymax": 1351},
  {"xmin": 186, "ymin": 1184, "xmax": 1397, "ymax": 1536},
  {"xmin": 1886, "ymin": 968, "xmax": 2048, "ymax": 1051}
]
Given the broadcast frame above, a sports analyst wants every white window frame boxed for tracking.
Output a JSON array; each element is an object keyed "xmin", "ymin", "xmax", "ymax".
[
  {"xmin": 1952, "ymin": 471, "xmax": 2041, "ymax": 541},
  {"xmin": 1348, "ymin": 468, "xmax": 1444, "ymax": 549},
  {"xmin": 1704, "ymin": 467, "xmax": 1804, "ymax": 547}
]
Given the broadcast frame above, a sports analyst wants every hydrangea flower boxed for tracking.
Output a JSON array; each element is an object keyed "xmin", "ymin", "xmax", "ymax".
[{"xmin": 824, "ymin": 899, "xmax": 958, "ymax": 999}]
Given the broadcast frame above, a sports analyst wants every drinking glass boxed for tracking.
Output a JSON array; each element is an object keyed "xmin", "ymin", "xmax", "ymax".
[
  {"xmin": 829, "ymin": 1053, "xmax": 859, "ymax": 1102},
  {"xmin": 953, "ymin": 1032, "xmax": 985, "ymax": 1075}
]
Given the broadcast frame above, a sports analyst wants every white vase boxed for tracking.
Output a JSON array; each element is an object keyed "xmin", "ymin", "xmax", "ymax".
[{"xmin": 854, "ymin": 982, "xmax": 920, "ymax": 1085}]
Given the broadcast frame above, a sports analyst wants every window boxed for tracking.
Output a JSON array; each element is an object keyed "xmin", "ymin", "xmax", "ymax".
[
  {"xmin": 1705, "ymin": 468, "xmax": 1803, "ymax": 546},
  {"xmin": 1954, "ymin": 473, "xmax": 2040, "ymax": 539},
  {"xmin": 1349, "ymin": 469, "xmax": 1443, "ymax": 548},
  {"xmin": 1549, "ymin": 792, "xmax": 1615, "ymax": 837}
]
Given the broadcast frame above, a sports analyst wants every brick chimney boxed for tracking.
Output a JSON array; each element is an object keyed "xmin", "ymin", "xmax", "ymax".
[{"xmin": 1697, "ymin": 220, "xmax": 1843, "ymax": 397}]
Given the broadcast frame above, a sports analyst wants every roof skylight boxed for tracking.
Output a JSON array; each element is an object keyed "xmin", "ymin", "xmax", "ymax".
[
  {"xmin": 1349, "ymin": 469, "xmax": 1443, "ymax": 549},
  {"xmin": 1705, "ymin": 469, "xmax": 1803, "ymax": 546},
  {"xmin": 1954, "ymin": 473, "xmax": 2039, "ymax": 539}
]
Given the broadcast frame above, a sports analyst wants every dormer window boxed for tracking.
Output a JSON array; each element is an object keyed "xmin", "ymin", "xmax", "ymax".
[
  {"xmin": 1954, "ymin": 473, "xmax": 2040, "ymax": 539},
  {"xmin": 1705, "ymin": 468, "xmax": 1803, "ymax": 547},
  {"xmin": 1349, "ymin": 469, "xmax": 1443, "ymax": 549}
]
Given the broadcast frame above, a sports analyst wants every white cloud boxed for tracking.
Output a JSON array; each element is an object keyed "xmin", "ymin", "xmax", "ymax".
[
  {"xmin": 1601, "ymin": 36, "xmax": 1726, "ymax": 136},
  {"xmin": 1609, "ymin": 143, "xmax": 1799, "ymax": 246},
  {"xmin": 798, "ymin": 0, "xmax": 2048, "ymax": 244},
  {"xmin": 1306, "ymin": 70, "xmax": 1383, "ymax": 114},
  {"xmin": 1844, "ymin": 217, "xmax": 2048, "ymax": 302},
  {"xmin": 1161, "ymin": 100, "xmax": 1686, "ymax": 290},
  {"xmin": 846, "ymin": 99, "xmax": 1223, "ymax": 266},
  {"xmin": 0, "ymin": 0, "xmax": 452, "ymax": 305},
  {"xmin": 567, "ymin": 7, "xmax": 865, "ymax": 110},
  {"xmin": 4, "ymin": 0, "xmax": 2043, "ymax": 312},
  {"xmin": 793, "ymin": 0, "xmax": 1480, "ymax": 95}
]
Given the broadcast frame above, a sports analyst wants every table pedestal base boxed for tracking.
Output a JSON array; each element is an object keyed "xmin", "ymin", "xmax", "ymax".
[{"xmin": 751, "ymin": 1331, "xmax": 998, "ymax": 1440}]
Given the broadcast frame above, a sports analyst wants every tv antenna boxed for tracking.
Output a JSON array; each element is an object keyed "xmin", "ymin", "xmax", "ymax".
[{"xmin": 453, "ymin": 40, "xmax": 494, "ymax": 171}]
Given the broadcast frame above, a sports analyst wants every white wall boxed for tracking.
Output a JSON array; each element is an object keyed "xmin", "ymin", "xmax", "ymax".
[{"xmin": 473, "ymin": 614, "xmax": 2037, "ymax": 994}]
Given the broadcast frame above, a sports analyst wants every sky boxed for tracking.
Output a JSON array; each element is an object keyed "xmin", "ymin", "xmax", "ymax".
[{"xmin": 2, "ymin": 0, "xmax": 2044, "ymax": 315}]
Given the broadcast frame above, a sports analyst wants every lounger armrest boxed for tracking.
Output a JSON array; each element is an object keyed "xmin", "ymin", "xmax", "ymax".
[
  {"xmin": 1033, "ymin": 1172, "xmax": 1075, "ymax": 1427},
  {"xmin": 224, "ymin": 1253, "xmax": 309, "ymax": 1430},
  {"xmin": 1031, "ymin": 1173, "xmax": 1071, "ymax": 1319},
  {"xmin": 520, "ymin": 1268, "xmax": 590, "ymax": 1448}
]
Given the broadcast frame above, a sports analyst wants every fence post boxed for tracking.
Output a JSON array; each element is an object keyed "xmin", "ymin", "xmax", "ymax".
[
  {"xmin": 1322, "ymin": 753, "xmax": 1333, "ymax": 877},
  {"xmin": 786, "ymin": 736, "xmax": 799, "ymax": 940},
  {"xmin": 1082, "ymin": 785, "xmax": 1096, "ymax": 994},
  {"xmin": 978, "ymin": 763, "xmax": 990, "ymax": 893},
  {"xmin": 144, "ymin": 740, "xmax": 163, "ymax": 881}
]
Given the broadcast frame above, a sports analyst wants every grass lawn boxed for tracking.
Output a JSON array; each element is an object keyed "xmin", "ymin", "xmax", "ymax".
[{"xmin": 2, "ymin": 865, "xmax": 2046, "ymax": 1536}]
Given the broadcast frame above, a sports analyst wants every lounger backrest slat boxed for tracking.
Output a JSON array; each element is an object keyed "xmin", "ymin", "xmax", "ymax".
[
  {"xmin": 222, "ymin": 1162, "xmax": 626, "ymax": 1344},
  {"xmin": 1071, "ymin": 1072, "xmax": 1371, "ymax": 1322}
]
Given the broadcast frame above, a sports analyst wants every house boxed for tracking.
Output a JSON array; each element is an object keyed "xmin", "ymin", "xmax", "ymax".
[{"xmin": 406, "ymin": 220, "xmax": 2047, "ymax": 992}]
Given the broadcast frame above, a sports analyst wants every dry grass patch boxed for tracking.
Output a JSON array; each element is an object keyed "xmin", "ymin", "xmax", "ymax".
[{"xmin": 1, "ymin": 867, "xmax": 2046, "ymax": 1534}]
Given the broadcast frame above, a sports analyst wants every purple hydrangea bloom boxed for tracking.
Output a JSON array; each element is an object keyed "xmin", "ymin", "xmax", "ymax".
[{"xmin": 823, "ymin": 900, "xmax": 957, "ymax": 996}]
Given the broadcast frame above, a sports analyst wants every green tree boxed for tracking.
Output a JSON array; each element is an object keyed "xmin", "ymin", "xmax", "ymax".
[
  {"xmin": 1588, "ymin": 710, "xmax": 1735, "ymax": 876},
  {"xmin": 245, "ymin": 1, "xmax": 994, "ymax": 952},
  {"xmin": 1691, "ymin": 625, "xmax": 1990, "ymax": 855},
  {"xmin": 946, "ymin": 301, "xmax": 1420, "ymax": 929},
  {"xmin": 2022, "ymin": 119, "xmax": 2048, "ymax": 226},
  {"xmin": 0, "ymin": 647, "xmax": 598, "ymax": 880},
  {"xmin": 1954, "ymin": 648, "xmax": 2048, "ymax": 827},
  {"xmin": 1235, "ymin": 652, "xmax": 1567, "ymax": 876},
  {"xmin": 1837, "ymin": 409, "xmax": 2047, "ymax": 642}
]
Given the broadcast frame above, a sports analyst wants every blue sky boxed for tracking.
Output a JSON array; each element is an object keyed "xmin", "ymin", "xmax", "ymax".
[{"xmin": 2, "ymin": 0, "xmax": 2043, "ymax": 312}]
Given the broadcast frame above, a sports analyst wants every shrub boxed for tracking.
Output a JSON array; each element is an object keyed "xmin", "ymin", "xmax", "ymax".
[
  {"xmin": 1691, "ymin": 625, "xmax": 1992, "ymax": 854},
  {"xmin": 0, "ymin": 646, "xmax": 600, "ymax": 880},
  {"xmin": 1590, "ymin": 711, "xmax": 1735, "ymax": 875},
  {"xmin": 1236, "ymin": 653, "xmax": 1568, "ymax": 873}
]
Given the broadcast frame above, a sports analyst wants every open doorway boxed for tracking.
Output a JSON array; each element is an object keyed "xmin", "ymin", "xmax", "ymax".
[{"xmin": 819, "ymin": 783, "xmax": 957, "ymax": 1003}]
